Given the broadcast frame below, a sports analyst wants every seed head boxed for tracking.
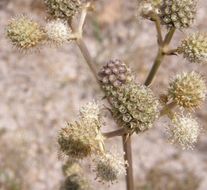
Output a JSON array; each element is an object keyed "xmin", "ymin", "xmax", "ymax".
[
  {"xmin": 6, "ymin": 16, "xmax": 45, "ymax": 50},
  {"xmin": 168, "ymin": 113, "xmax": 200, "ymax": 149},
  {"xmin": 99, "ymin": 60, "xmax": 160, "ymax": 134},
  {"xmin": 159, "ymin": 0, "xmax": 198, "ymax": 29},
  {"xmin": 44, "ymin": 0, "xmax": 83, "ymax": 19},
  {"xmin": 45, "ymin": 19, "xmax": 71, "ymax": 45},
  {"xmin": 168, "ymin": 72, "xmax": 206, "ymax": 109},
  {"xmin": 178, "ymin": 33, "xmax": 207, "ymax": 64},
  {"xmin": 94, "ymin": 152, "xmax": 126, "ymax": 183}
]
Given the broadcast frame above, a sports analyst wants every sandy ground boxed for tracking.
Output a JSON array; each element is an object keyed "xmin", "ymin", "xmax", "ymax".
[{"xmin": 0, "ymin": 0, "xmax": 207, "ymax": 190}]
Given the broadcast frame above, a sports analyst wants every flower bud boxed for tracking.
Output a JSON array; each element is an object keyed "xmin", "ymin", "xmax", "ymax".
[
  {"xmin": 94, "ymin": 152, "xmax": 126, "ymax": 183},
  {"xmin": 44, "ymin": 0, "xmax": 83, "ymax": 19},
  {"xmin": 160, "ymin": 0, "xmax": 198, "ymax": 29},
  {"xmin": 99, "ymin": 60, "xmax": 160, "ymax": 134},
  {"xmin": 168, "ymin": 72, "xmax": 206, "ymax": 109},
  {"xmin": 168, "ymin": 113, "xmax": 200, "ymax": 149},
  {"xmin": 45, "ymin": 19, "xmax": 71, "ymax": 45},
  {"xmin": 6, "ymin": 16, "xmax": 45, "ymax": 50},
  {"xmin": 178, "ymin": 33, "xmax": 207, "ymax": 64}
]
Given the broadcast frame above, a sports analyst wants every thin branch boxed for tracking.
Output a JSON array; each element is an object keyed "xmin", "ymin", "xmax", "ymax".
[
  {"xmin": 163, "ymin": 27, "xmax": 176, "ymax": 46},
  {"xmin": 102, "ymin": 128, "xmax": 126, "ymax": 138},
  {"xmin": 144, "ymin": 27, "xmax": 176, "ymax": 86},
  {"xmin": 123, "ymin": 135, "xmax": 134, "ymax": 190},
  {"xmin": 144, "ymin": 48, "xmax": 164, "ymax": 86},
  {"xmin": 163, "ymin": 48, "xmax": 178, "ymax": 55},
  {"xmin": 152, "ymin": 14, "xmax": 163, "ymax": 45}
]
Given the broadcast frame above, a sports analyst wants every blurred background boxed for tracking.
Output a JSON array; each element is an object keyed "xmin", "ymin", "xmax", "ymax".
[{"xmin": 0, "ymin": 0, "xmax": 207, "ymax": 189}]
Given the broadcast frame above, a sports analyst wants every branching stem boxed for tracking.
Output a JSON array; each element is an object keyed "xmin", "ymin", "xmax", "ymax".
[{"xmin": 145, "ymin": 27, "xmax": 176, "ymax": 86}]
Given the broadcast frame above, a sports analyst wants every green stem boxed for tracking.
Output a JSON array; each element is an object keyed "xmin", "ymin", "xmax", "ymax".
[
  {"xmin": 144, "ymin": 28, "xmax": 176, "ymax": 86},
  {"xmin": 123, "ymin": 135, "xmax": 134, "ymax": 190},
  {"xmin": 144, "ymin": 48, "xmax": 164, "ymax": 86}
]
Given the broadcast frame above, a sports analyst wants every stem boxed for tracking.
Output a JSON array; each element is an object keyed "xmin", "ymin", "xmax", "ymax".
[
  {"xmin": 103, "ymin": 128, "xmax": 126, "ymax": 138},
  {"xmin": 151, "ymin": 14, "xmax": 163, "ymax": 45},
  {"xmin": 123, "ymin": 135, "xmax": 134, "ymax": 190},
  {"xmin": 144, "ymin": 48, "xmax": 164, "ymax": 86},
  {"xmin": 144, "ymin": 27, "xmax": 176, "ymax": 86},
  {"xmin": 163, "ymin": 27, "xmax": 176, "ymax": 46},
  {"xmin": 76, "ymin": 38, "xmax": 99, "ymax": 82}
]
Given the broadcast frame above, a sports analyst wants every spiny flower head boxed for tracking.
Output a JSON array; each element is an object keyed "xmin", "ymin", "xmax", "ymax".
[
  {"xmin": 6, "ymin": 16, "xmax": 45, "ymax": 50},
  {"xmin": 94, "ymin": 152, "xmax": 127, "ymax": 183},
  {"xmin": 178, "ymin": 33, "xmax": 207, "ymax": 64},
  {"xmin": 44, "ymin": 0, "xmax": 83, "ymax": 19},
  {"xmin": 58, "ymin": 120, "xmax": 101, "ymax": 159},
  {"xmin": 99, "ymin": 60, "xmax": 160, "ymax": 134},
  {"xmin": 168, "ymin": 72, "xmax": 206, "ymax": 109},
  {"xmin": 45, "ymin": 19, "xmax": 71, "ymax": 45},
  {"xmin": 168, "ymin": 113, "xmax": 200, "ymax": 149},
  {"xmin": 159, "ymin": 0, "xmax": 198, "ymax": 29},
  {"xmin": 79, "ymin": 101, "xmax": 100, "ymax": 124}
]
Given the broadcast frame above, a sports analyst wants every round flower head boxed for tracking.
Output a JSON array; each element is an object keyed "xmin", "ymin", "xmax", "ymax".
[
  {"xmin": 168, "ymin": 72, "xmax": 206, "ymax": 109},
  {"xmin": 99, "ymin": 59, "xmax": 160, "ymax": 134},
  {"xmin": 159, "ymin": 0, "xmax": 198, "ymax": 29},
  {"xmin": 168, "ymin": 113, "xmax": 200, "ymax": 149},
  {"xmin": 44, "ymin": 0, "xmax": 83, "ymax": 19},
  {"xmin": 58, "ymin": 120, "xmax": 102, "ymax": 159},
  {"xmin": 178, "ymin": 33, "xmax": 207, "ymax": 64},
  {"xmin": 6, "ymin": 16, "xmax": 45, "ymax": 50},
  {"xmin": 94, "ymin": 152, "xmax": 126, "ymax": 183},
  {"xmin": 45, "ymin": 19, "xmax": 71, "ymax": 45}
]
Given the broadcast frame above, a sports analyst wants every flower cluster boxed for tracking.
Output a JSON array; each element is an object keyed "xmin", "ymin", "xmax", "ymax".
[
  {"xmin": 94, "ymin": 152, "xmax": 127, "ymax": 183},
  {"xmin": 159, "ymin": 0, "xmax": 198, "ymax": 29},
  {"xmin": 178, "ymin": 33, "xmax": 207, "ymax": 64},
  {"xmin": 6, "ymin": 16, "xmax": 45, "ymax": 50},
  {"xmin": 44, "ymin": 0, "xmax": 83, "ymax": 19},
  {"xmin": 168, "ymin": 71, "xmax": 206, "ymax": 109},
  {"xmin": 58, "ymin": 102, "xmax": 103, "ymax": 159},
  {"xmin": 99, "ymin": 59, "xmax": 160, "ymax": 134},
  {"xmin": 45, "ymin": 19, "xmax": 71, "ymax": 45},
  {"xmin": 168, "ymin": 113, "xmax": 200, "ymax": 149}
]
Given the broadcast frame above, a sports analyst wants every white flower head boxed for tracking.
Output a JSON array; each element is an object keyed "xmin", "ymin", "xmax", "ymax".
[
  {"xmin": 168, "ymin": 113, "xmax": 200, "ymax": 149},
  {"xmin": 45, "ymin": 19, "xmax": 70, "ymax": 44}
]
